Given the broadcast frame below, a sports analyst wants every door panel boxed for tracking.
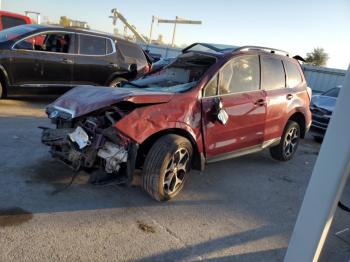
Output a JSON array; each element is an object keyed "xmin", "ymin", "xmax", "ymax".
[
  {"xmin": 201, "ymin": 54, "xmax": 266, "ymax": 159},
  {"xmin": 10, "ymin": 50, "xmax": 44, "ymax": 86},
  {"xmin": 73, "ymin": 34, "xmax": 116, "ymax": 85},
  {"xmin": 11, "ymin": 31, "xmax": 75, "ymax": 86},
  {"xmin": 202, "ymin": 91, "xmax": 266, "ymax": 158},
  {"xmin": 260, "ymin": 55, "xmax": 288, "ymax": 140},
  {"xmin": 40, "ymin": 53, "xmax": 74, "ymax": 84},
  {"xmin": 73, "ymin": 55, "xmax": 115, "ymax": 85}
]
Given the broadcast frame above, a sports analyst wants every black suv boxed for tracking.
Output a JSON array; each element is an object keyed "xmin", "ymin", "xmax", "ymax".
[{"xmin": 0, "ymin": 24, "xmax": 150, "ymax": 98}]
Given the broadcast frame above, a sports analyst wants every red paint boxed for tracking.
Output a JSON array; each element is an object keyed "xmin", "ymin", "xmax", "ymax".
[
  {"xmin": 115, "ymin": 51, "xmax": 311, "ymax": 161},
  {"xmin": 0, "ymin": 11, "xmax": 32, "ymax": 31}
]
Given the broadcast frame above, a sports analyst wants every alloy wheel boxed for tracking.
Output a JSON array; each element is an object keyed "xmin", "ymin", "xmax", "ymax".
[
  {"xmin": 284, "ymin": 127, "xmax": 299, "ymax": 157},
  {"xmin": 163, "ymin": 148, "xmax": 190, "ymax": 195}
]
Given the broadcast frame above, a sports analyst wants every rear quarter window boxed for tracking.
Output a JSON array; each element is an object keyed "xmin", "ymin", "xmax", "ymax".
[
  {"xmin": 284, "ymin": 60, "xmax": 303, "ymax": 87},
  {"xmin": 117, "ymin": 40, "xmax": 146, "ymax": 63},
  {"xmin": 261, "ymin": 56, "xmax": 286, "ymax": 90}
]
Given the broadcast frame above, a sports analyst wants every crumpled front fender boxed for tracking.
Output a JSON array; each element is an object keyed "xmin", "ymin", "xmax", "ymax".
[{"xmin": 114, "ymin": 97, "xmax": 203, "ymax": 153}]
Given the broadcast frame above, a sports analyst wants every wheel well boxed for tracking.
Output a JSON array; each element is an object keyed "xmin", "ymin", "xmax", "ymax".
[
  {"xmin": 136, "ymin": 129, "xmax": 202, "ymax": 171},
  {"xmin": 289, "ymin": 112, "xmax": 306, "ymax": 138},
  {"xmin": 106, "ymin": 72, "xmax": 136, "ymax": 86}
]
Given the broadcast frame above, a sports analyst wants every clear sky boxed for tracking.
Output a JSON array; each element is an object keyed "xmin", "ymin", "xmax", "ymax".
[{"xmin": 2, "ymin": 0, "xmax": 350, "ymax": 69}]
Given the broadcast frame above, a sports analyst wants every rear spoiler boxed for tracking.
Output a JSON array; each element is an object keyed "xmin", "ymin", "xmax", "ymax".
[{"xmin": 293, "ymin": 55, "xmax": 306, "ymax": 62}]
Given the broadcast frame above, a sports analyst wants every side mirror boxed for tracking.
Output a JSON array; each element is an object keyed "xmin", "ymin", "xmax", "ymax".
[{"xmin": 214, "ymin": 97, "xmax": 228, "ymax": 125}]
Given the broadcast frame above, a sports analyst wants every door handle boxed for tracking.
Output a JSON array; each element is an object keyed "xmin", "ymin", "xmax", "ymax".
[
  {"xmin": 286, "ymin": 94, "xmax": 294, "ymax": 100},
  {"xmin": 254, "ymin": 99, "xmax": 266, "ymax": 107},
  {"xmin": 62, "ymin": 58, "xmax": 73, "ymax": 64}
]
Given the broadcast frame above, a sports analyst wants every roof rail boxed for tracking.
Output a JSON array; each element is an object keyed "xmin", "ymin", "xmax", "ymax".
[{"xmin": 235, "ymin": 46, "xmax": 289, "ymax": 57}]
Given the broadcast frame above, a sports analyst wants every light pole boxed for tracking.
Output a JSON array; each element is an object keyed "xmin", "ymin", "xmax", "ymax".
[{"xmin": 148, "ymin": 16, "xmax": 202, "ymax": 48}]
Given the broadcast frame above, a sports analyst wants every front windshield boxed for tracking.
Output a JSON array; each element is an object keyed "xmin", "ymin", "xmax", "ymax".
[
  {"xmin": 123, "ymin": 53, "xmax": 217, "ymax": 93},
  {"xmin": 0, "ymin": 25, "xmax": 38, "ymax": 43}
]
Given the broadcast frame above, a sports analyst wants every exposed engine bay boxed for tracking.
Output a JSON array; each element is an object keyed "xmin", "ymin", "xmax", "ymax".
[{"xmin": 41, "ymin": 103, "xmax": 138, "ymax": 184}]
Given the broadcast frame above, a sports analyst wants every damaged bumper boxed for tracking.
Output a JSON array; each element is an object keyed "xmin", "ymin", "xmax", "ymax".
[{"xmin": 41, "ymin": 124, "xmax": 138, "ymax": 183}]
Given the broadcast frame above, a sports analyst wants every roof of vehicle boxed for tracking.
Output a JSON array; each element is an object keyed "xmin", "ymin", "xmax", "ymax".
[
  {"xmin": 182, "ymin": 42, "xmax": 298, "ymax": 61},
  {"xmin": 28, "ymin": 24, "xmax": 116, "ymax": 38},
  {"xmin": 0, "ymin": 11, "xmax": 31, "ymax": 22}
]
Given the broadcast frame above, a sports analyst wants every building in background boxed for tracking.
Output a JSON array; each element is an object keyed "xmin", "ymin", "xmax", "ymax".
[{"xmin": 59, "ymin": 16, "xmax": 89, "ymax": 29}]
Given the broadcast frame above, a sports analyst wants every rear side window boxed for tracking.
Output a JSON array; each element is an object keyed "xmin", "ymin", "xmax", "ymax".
[
  {"xmin": 118, "ymin": 40, "xmax": 146, "ymax": 61},
  {"xmin": 261, "ymin": 56, "xmax": 286, "ymax": 90},
  {"xmin": 106, "ymin": 39, "xmax": 114, "ymax": 54},
  {"xmin": 79, "ymin": 35, "xmax": 107, "ymax": 55},
  {"xmin": 1, "ymin": 16, "xmax": 26, "ymax": 30},
  {"xmin": 218, "ymin": 55, "xmax": 260, "ymax": 95},
  {"xmin": 284, "ymin": 60, "xmax": 303, "ymax": 87}
]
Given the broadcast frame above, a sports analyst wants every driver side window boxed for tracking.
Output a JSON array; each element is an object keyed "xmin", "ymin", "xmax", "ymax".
[
  {"xmin": 14, "ymin": 32, "xmax": 73, "ymax": 53},
  {"xmin": 204, "ymin": 74, "xmax": 218, "ymax": 97},
  {"xmin": 219, "ymin": 55, "xmax": 260, "ymax": 95}
]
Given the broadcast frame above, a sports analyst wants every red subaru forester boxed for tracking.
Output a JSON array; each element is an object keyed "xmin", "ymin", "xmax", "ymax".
[{"xmin": 42, "ymin": 43, "xmax": 312, "ymax": 201}]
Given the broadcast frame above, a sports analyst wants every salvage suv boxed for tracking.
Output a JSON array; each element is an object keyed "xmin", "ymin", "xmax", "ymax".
[{"xmin": 41, "ymin": 43, "xmax": 312, "ymax": 201}]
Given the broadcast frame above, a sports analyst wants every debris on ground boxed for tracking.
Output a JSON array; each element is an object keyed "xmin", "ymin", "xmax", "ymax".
[{"xmin": 137, "ymin": 220, "xmax": 156, "ymax": 233}]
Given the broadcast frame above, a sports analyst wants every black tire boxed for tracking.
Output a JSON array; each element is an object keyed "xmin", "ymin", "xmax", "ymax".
[
  {"xmin": 109, "ymin": 77, "xmax": 128, "ymax": 87},
  {"xmin": 0, "ymin": 81, "xmax": 7, "ymax": 99},
  {"xmin": 142, "ymin": 134, "xmax": 193, "ymax": 201},
  {"xmin": 313, "ymin": 136, "xmax": 323, "ymax": 143},
  {"xmin": 270, "ymin": 120, "xmax": 300, "ymax": 161}
]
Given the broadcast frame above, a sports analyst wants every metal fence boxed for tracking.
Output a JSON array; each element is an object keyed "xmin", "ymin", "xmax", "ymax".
[
  {"xmin": 302, "ymin": 65, "xmax": 346, "ymax": 93},
  {"xmin": 142, "ymin": 44, "xmax": 347, "ymax": 93},
  {"xmin": 141, "ymin": 43, "xmax": 182, "ymax": 59}
]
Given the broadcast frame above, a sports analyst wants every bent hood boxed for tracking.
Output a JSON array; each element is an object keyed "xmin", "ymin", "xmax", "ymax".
[{"xmin": 47, "ymin": 85, "xmax": 174, "ymax": 118}]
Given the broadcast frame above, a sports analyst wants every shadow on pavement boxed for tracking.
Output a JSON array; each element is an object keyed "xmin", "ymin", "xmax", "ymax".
[{"xmin": 133, "ymin": 226, "xmax": 286, "ymax": 261}]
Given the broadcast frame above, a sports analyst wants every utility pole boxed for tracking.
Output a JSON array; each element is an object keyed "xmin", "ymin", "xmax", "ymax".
[
  {"xmin": 25, "ymin": 11, "xmax": 41, "ymax": 24},
  {"xmin": 153, "ymin": 16, "xmax": 202, "ymax": 47}
]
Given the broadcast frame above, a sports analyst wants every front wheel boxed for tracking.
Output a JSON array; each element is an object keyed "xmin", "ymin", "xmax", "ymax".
[
  {"xmin": 109, "ymin": 77, "xmax": 128, "ymax": 87},
  {"xmin": 270, "ymin": 120, "xmax": 300, "ymax": 161},
  {"xmin": 142, "ymin": 134, "xmax": 193, "ymax": 201}
]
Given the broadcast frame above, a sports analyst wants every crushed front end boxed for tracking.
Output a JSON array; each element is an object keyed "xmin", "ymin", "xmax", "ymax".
[{"xmin": 41, "ymin": 103, "xmax": 138, "ymax": 184}]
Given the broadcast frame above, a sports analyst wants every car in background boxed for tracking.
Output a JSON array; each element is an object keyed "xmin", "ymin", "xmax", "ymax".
[
  {"xmin": 41, "ymin": 43, "xmax": 312, "ymax": 201},
  {"xmin": 310, "ymin": 85, "xmax": 341, "ymax": 141},
  {"xmin": 0, "ymin": 11, "xmax": 32, "ymax": 31},
  {"xmin": 0, "ymin": 24, "xmax": 150, "ymax": 98}
]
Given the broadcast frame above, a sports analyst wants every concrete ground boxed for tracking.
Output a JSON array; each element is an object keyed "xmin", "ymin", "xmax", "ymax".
[{"xmin": 0, "ymin": 95, "xmax": 349, "ymax": 262}]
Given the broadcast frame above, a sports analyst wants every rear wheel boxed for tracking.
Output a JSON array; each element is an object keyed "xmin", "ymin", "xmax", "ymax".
[
  {"xmin": 109, "ymin": 77, "xmax": 128, "ymax": 87},
  {"xmin": 270, "ymin": 120, "xmax": 300, "ymax": 161},
  {"xmin": 142, "ymin": 134, "xmax": 193, "ymax": 201}
]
